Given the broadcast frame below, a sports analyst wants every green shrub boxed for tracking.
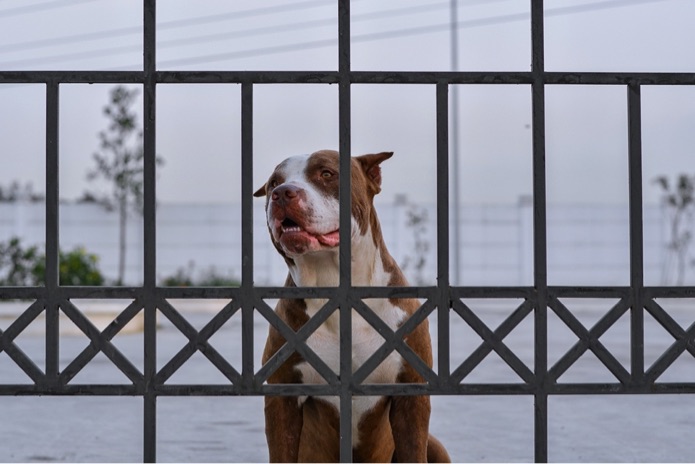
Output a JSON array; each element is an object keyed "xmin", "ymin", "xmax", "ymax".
[
  {"xmin": 0, "ymin": 237, "xmax": 105, "ymax": 286},
  {"xmin": 162, "ymin": 264, "xmax": 239, "ymax": 287},
  {"xmin": 161, "ymin": 267, "xmax": 194, "ymax": 287},
  {"xmin": 34, "ymin": 247, "xmax": 105, "ymax": 286},
  {"xmin": 0, "ymin": 238, "xmax": 40, "ymax": 286},
  {"xmin": 197, "ymin": 266, "xmax": 240, "ymax": 287}
]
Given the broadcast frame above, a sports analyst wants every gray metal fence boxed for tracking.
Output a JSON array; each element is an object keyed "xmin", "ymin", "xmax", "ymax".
[{"xmin": 1, "ymin": 1, "xmax": 694, "ymax": 462}]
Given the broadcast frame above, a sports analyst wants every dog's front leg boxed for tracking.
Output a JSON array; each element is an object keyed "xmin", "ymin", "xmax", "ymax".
[
  {"xmin": 263, "ymin": 319, "xmax": 304, "ymax": 463},
  {"xmin": 389, "ymin": 394, "xmax": 431, "ymax": 462},
  {"xmin": 264, "ymin": 395, "xmax": 302, "ymax": 462},
  {"xmin": 389, "ymin": 318, "xmax": 439, "ymax": 463}
]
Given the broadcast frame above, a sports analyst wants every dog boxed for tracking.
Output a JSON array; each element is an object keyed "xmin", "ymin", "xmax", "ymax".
[{"xmin": 254, "ymin": 149, "xmax": 450, "ymax": 463}]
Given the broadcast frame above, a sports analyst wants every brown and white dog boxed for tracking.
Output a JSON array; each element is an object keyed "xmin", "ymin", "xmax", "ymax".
[{"xmin": 254, "ymin": 149, "xmax": 450, "ymax": 463}]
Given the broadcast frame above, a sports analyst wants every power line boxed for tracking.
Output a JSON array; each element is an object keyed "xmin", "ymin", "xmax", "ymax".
[
  {"xmin": 158, "ymin": 38, "xmax": 337, "ymax": 68},
  {"xmin": 0, "ymin": 0, "xmax": 342, "ymax": 53},
  {"xmin": 0, "ymin": 0, "xmax": 98, "ymax": 18},
  {"xmin": 157, "ymin": 0, "xmax": 340, "ymax": 30},
  {"xmin": 0, "ymin": 2, "xmax": 465, "ymax": 68},
  {"xmin": 0, "ymin": 26, "xmax": 140, "ymax": 54},
  {"xmin": 150, "ymin": 2, "xmax": 461, "ymax": 48},
  {"xmin": 0, "ymin": 2, "xmax": 447, "ymax": 55},
  {"xmin": 0, "ymin": 1, "xmax": 474, "ymax": 68},
  {"xmin": 157, "ymin": 0, "xmax": 681, "ymax": 69},
  {"xmin": 0, "ymin": 0, "xmax": 681, "ymax": 70},
  {"xmin": 544, "ymin": 0, "xmax": 673, "ymax": 17},
  {"xmin": 0, "ymin": 0, "xmax": 505, "ymax": 55}
]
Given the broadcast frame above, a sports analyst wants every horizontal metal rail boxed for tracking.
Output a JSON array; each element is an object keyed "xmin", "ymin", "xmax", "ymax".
[
  {"xmin": 2, "ymin": 70, "xmax": 695, "ymax": 85},
  {"xmin": 2, "ymin": 285, "xmax": 694, "ymax": 300}
]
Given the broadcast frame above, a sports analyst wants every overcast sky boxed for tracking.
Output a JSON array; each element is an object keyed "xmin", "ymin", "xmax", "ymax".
[{"xmin": 0, "ymin": 0, "xmax": 693, "ymax": 206}]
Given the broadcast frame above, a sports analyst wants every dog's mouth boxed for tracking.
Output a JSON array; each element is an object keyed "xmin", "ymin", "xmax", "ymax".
[
  {"xmin": 281, "ymin": 218, "xmax": 302, "ymax": 233},
  {"xmin": 273, "ymin": 216, "xmax": 340, "ymax": 252}
]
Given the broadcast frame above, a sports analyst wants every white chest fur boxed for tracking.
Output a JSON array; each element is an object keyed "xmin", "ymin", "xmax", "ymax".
[{"xmin": 296, "ymin": 298, "xmax": 407, "ymax": 445}]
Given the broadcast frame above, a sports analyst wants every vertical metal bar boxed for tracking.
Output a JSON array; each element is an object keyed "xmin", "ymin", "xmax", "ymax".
[
  {"xmin": 436, "ymin": 83, "xmax": 451, "ymax": 383},
  {"xmin": 45, "ymin": 81, "xmax": 60, "ymax": 382},
  {"xmin": 338, "ymin": 0, "xmax": 352, "ymax": 287},
  {"xmin": 627, "ymin": 83, "xmax": 645, "ymax": 384},
  {"xmin": 144, "ymin": 393, "xmax": 157, "ymax": 464},
  {"xmin": 449, "ymin": 0, "xmax": 461, "ymax": 285},
  {"xmin": 530, "ymin": 0, "xmax": 548, "ymax": 462},
  {"xmin": 142, "ymin": 0, "xmax": 157, "ymax": 289},
  {"xmin": 338, "ymin": 0, "xmax": 353, "ymax": 461},
  {"xmin": 143, "ymin": 0, "xmax": 157, "ymax": 461},
  {"xmin": 241, "ymin": 82, "xmax": 255, "ymax": 389}
]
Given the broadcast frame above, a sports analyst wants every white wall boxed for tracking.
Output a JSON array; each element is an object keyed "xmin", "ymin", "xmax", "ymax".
[{"xmin": 0, "ymin": 200, "xmax": 680, "ymax": 287}]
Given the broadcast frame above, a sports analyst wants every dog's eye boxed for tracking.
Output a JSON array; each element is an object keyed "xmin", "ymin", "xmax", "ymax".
[
  {"xmin": 321, "ymin": 170, "xmax": 333, "ymax": 179},
  {"xmin": 269, "ymin": 179, "xmax": 278, "ymax": 189}
]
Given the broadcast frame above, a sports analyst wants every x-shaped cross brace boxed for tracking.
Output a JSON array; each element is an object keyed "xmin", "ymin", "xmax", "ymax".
[
  {"xmin": 0, "ymin": 299, "xmax": 44, "ymax": 384},
  {"xmin": 451, "ymin": 299, "xmax": 534, "ymax": 384},
  {"xmin": 60, "ymin": 299, "xmax": 143, "ymax": 385},
  {"xmin": 547, "ymin": 297, "xmax": 631, "ymax": 384},
  {"xmin": 645, "ymin": 299, "xmax": 695, "ymax": 383},
  {"xmin": 254, "ymin": 297, "xmax": 339, "ymax": 385},
  {"xmin": 156, "ymin": 298, "xmax": 242, "ymax": 385},
  {"xmin": 351, "ymin": 297, "xmax": 438, "ymax": 386}
]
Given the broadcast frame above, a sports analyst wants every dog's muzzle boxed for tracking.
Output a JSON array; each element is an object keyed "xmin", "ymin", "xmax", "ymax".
[{"xmin": 268, "ymin": 185, "xmax": 339, "ymax": 256}]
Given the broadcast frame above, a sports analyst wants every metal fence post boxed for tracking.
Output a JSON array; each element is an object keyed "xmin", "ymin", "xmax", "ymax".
[{"xmin": 143, "ymin": 0, "xmax": 158, "ymax": 461}]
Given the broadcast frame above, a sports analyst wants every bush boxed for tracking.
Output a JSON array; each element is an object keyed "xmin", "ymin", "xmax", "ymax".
[
  {"xmin": 162, "ymin": 264, "xmax": 240, "ymax": 287},
  {"xmin": 161, "ymin": 267, "xmax": 194, "ymax": 287},
  {"xmin": 0, "ymin": 237, "xmax": 105, "ymax": 286},
  {"xmin": 0, "ymin": 238, "xmax": 40, "ymax": 286},
  {"xmin": 198, "ymin": 266, "xmax": 241, "ymax": 287},
  {"xmin": 34, "ymin": 247, "xmax": 105, "ymax": 286}
]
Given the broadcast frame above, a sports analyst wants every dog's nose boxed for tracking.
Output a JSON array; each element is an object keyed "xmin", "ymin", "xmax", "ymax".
[{"xmin": 271, "ymin": 184, "xmax": 302, "ymax": 205}]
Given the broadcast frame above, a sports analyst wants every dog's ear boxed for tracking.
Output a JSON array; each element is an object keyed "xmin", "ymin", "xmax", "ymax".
[
  {"xmin": 253, "ymin": 184, "xmax": 267, "ymax": 197},
  {"xmin": 355, "ymin": 152, "xmax": 393, "ymax": 189}
]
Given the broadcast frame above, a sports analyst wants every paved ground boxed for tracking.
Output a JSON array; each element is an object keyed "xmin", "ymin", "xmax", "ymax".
[{"xmin": 1, "ymin": 299, "xmax": 693, "ymax": 462}]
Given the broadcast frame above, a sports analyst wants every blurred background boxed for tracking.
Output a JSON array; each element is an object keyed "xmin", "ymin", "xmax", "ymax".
[
  {"xmin": 1, "ymin": 1, "xmax": 695, "ymax": 462},
  {"xmin": 1, "ymin": 0, "xmax": 694, "ymax": 288}
]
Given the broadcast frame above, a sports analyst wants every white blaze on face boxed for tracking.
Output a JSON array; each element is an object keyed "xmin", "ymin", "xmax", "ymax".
[{"xmin": 278, "ymin": 154, "xmax": 339, "ymax": 232}]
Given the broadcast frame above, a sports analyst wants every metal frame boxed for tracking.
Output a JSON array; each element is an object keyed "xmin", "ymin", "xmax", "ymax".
[{"xmin": 1, "ymin": 1, "xmax": 694, "ymax": 462}]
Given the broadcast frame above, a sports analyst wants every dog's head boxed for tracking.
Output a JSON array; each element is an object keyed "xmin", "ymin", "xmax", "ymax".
[{"xmin": 254, "ymin": 149, "xmax": 393, "ymax": 259}]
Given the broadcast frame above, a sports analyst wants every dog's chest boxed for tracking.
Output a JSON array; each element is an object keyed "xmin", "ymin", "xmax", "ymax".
[
  {"xmin": 296, "ymin": 299, "xmax": 406, "ymax": 410},
  {"xmin": 298, "ymin": 299, "xmax": 406, "ymax": 383}
]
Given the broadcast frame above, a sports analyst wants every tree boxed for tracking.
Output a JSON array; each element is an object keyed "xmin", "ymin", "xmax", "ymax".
[
  {"xmin": 401, "ymin": 203, "xmax": 431, "ymax": 286},
  {"xmin": 653, "ymin": 174, "xmax": 695, "ymax": 285},
  {"xmin": 87, "ymin": 86, "xmax": 162, "ymax": 285}
]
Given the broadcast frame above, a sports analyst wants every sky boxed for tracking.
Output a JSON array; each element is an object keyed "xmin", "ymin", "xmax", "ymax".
[{"xmin": 0, "ymin": 0, "xmax": 694, "ymax": 206}]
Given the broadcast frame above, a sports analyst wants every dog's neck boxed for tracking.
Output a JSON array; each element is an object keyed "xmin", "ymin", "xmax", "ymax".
[{"xmin": 287, "ymin": 225, "xmax": 391, "ymax": 288}]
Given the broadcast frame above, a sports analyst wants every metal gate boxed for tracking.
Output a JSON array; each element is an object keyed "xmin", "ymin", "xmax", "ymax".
[{"xmin": 1, "ymin": 1, "xmax": 694, "ymax": 462}]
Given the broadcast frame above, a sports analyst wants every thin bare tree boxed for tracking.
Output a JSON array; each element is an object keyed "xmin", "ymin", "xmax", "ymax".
[
  {"xmin": 87, "ymin": 86, "xmax": 162, "ymax": 285},
  {"xmin": 654, "ymin": 174, "xmax": 695, "ymax": 285}
]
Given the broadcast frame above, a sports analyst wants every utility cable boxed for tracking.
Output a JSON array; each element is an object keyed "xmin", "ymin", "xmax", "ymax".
[
  {"xmin": 0, "ymin": 0, "xmax": 98, "ymax": 18},
  {"xmin": 0, "ymin": 0, "xmax": 680, "ymax": 70}
]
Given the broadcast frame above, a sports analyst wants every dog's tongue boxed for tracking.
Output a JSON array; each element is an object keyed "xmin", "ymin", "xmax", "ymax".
[{"xmin": 316, "ymin": 230, "xmax": 340, "ymax": 247}]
